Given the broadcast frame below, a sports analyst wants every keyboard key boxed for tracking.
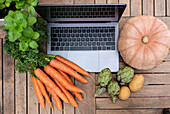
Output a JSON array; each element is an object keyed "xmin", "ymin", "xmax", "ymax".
[
  {"xmin": 97, "ymin": 42, "xmax": 100, "ymax": 46},
  {"xmin": 51, "ymin": 47, "xmax": 54, "ymax": 51},
  {"xmin": 59, "ymin": 47, "xmax": 64, "ymax": 50},
  {"xmin": 92, "ymin": 47, "xmax": 97, "ymax": 50},
  {"xmin": 102, "ymin": 46, "xmax": 106, "ymax": 50},
  {"xmin": 55, "ymin": 47, "xmax": 60, "ymax": 51},
  {"xmin": 65, "ymin": 47, "xmax": 69, "ymax": 50},
  {"xmin": 107, "ymin": 46, "xmax": 111, "ymax": 50},
  {"xmin": 111, "ymin": 46, "xmax": 115, "ymax": 50},
  {"xmin": 75, "ymin": 42, "xmax": 78, "ymax": 46},
  {"xmin": 98, "ymin": 46, "xmax": 101, "ymax": 50},
  {"xmin": 61, "ymin": 42, "xmax": 65, "ymax": 46},
  {"xmin": 56, "ymin": 43, "xmax": 60, "ymax": 46},
  {"xmin": 90, "ymin": 38, "xmax": 94, "ymax": 41},
  {"xmin": 101, "ymin": 42, "xmax": 105, "ymax": 46},
  {"xmin": 106, "ymin": 42, "xmax": 115, "ymax": 45},
  {"xmin": 70, "ymin": 47, "xmax": 91, "ymax": 50},
  {"xmin": 66, "ymin": 42, "xmax": 69, "ymax": 46},
  {"xmin": 86, "ymin": 38, "xmax": 89, "ymax": 41},
  {"xmin": 77, "ymin": 38, "xmax": 80, "ymax": 41},
  {"xmin": 88, "ymin": 42, "xmax": 91, "ymax": 46},
  {"xmin": 92, "ymin": 42, "xmax": 96, "ymax": 46},
  {"xmin": 95, "ymin": 38, "xmax": 98, "ymax": 41},
  {"xmin": 79, "ymin": 42, "xmax": 82, "ymax": 46},
  {"xmin": 51, "ymin": 43, "xmax": 55, "ymax": 46}
]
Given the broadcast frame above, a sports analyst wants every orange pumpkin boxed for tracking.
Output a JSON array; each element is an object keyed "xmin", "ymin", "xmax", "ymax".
[{"xmin": 118, "ymin": 16, "xmax": 170, "ymax": 70}]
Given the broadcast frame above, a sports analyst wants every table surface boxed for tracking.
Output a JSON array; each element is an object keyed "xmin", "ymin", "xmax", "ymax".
[{"xmin": 0, "ymin": 0, "xmax": 170, "ymax": 114}]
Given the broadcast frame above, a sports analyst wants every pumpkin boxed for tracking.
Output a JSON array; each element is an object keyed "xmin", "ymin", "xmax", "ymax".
[{"xmin": 118, "ymin": 16, "xmax": 170, "ymax": 70}]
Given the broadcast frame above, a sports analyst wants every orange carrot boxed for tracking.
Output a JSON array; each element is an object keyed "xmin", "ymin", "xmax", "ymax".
[
  {"xmin": 55, "ymin": 55, "xmax": 90, "ymax": 76},
  {"xmin": 31, "ymin": 75, "xmax": 45, "ymax": 109},
  {"xmin": 54, "ymin": 79, "xmax": 78, "ymax": 107},
  {"xmin": 44, "ymin": 65, "xmax": 85, "ymax": 94},
  {"xmin": 36, "ymin": 79, "xmax": 53, "ymax": 110},
  {"xmin": 46, "ymin": 86, "xmax": 62, "ymax": 110},
  {"xmin": 58, "ymin": 70, "xmax": 83, "ymax": 101},
  {"xmin": 34, "ymin": 68, "xmax": 69, "ymax": 103},
  {"xmin": 49, "ymin": 59, "xmax": 88, "ymax": 83}
]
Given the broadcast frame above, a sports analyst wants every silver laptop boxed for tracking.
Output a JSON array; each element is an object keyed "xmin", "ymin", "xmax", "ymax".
[{"xmin": 35, "ymin": 4, "xmax": 126, "ymax": 72}]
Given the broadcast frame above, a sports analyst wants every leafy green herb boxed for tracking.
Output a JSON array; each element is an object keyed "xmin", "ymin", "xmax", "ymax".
[
  {"xmin": 0, "ymin": 0, "xmax": 38, "ymax": 15},
  {"xmin": 4, "ymin": 10, "xmax": 41, "ymax": 51},
  {"xmin": 3, "ymin": 16, "xmax": 52, "ymax": 78}
]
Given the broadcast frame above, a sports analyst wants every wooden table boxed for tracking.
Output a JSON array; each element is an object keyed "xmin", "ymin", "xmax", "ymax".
[{"xmin": 0, "ymin": 0, "xmax": 170, "ymax": 114}]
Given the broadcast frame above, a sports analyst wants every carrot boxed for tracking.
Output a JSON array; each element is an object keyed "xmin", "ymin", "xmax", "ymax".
[
  {"xmin": 44, "ymin": 65, "xmax": 85, "ymax": 94},
  {"xmin": 46, "ymin": 86, "xmax": 62, "ymax": 110},
  {"xmin": 55, "ymin": 55, "xmax": 90, "ymax": 76},
  {"xmin": 31, "ymin": 75, "xmax": 45, "ymax": 110},
  {"xmin": 34, "ymin": 68, "xmax": 69, "ymax": 103},
  {"xmin": 49, "ymin": 59, "xmax": 88, "ymax": 83},
  {"xmin": 58, "ymin": 70, "xmax": 83, "ymax": 101},
  {"xmin": 36, "ymin": 79, "xmax": 53, "ymax": 110},
  {"xmin": 54, "ymin": 79, "xmax": 78, "ymax": 107}
]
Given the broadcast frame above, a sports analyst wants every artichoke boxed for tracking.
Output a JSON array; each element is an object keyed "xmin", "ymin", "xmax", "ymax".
[
  {"xmin": 117, "ymin": 66, "xmax": 134, "ymax": 85},
  {"xmin": 97, "ymin": 68, "xmax": 112, "ymax": 87},
  {"xmin": 107, "ymin": 81, "xmax": 120, "ymax": 103}
]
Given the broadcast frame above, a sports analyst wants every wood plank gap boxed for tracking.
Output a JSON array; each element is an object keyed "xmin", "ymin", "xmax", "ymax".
[
  {"xmin": 165, "ymin": 0, "xmax": 167, "ymax": 16},
  {"xmin": 153, "ymin": 0, "xmax": 155, "ymax": 16},
  {"xmin": 14, "ymin": 60, "xmax": 16, "ymax": 114},
  {"xmin": 141, "ymin": 0, "xmax": 143, "ymax": 15},
  {"xmin": 26, "ymin": 73, "xmax": 28, "ymax": 114}
]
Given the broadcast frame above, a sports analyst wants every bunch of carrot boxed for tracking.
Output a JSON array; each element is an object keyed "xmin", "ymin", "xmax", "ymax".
[{"xmin": 31, "ymin": 55, "xmax": 92, "ymax": 111}]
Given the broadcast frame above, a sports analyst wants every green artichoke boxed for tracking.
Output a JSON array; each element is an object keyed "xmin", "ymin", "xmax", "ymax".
[
  {"xmin": 107, "ymin": 81, "xmax": 120, "ymax": 103},
  {"xmin": 97, "ymin": 68, "xmax": 112, "ymax": 87},
  {"xmin": 117, "ymin": 66, "xmax": 134, "ymax": 85}
]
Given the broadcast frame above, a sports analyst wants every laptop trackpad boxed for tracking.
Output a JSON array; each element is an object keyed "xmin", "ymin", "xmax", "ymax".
[{"xmin": 68, "ymin": 52, "xmax": 99, "ymax": 72}]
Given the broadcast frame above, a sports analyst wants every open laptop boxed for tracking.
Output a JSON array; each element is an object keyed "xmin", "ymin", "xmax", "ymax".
[{"xmin": 35, "ymin": 4, "xmax": 126, "ymax": 72}]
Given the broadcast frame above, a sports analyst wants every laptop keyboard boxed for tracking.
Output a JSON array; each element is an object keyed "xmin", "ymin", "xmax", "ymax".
[
  {"xmin": 50, "ymin": 5, "xmax": 115, "ymax": 18},
  {"xmin": 50, "ymin": 26, "xmax": 115, "ymax": 51}
]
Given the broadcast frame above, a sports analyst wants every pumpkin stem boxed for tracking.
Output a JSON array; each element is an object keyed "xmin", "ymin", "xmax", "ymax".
[{"xmin": 142, "ymin": 36, "xmax": 149, "ymax": 44}]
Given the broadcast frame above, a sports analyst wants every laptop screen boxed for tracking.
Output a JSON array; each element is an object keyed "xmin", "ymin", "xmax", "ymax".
[{"xmin": 35, "ymin": 4, "xmax": 126, "ymax": 22}]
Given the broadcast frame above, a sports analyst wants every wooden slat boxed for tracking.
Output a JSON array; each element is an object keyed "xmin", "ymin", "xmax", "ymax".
[
  {"xmin": 3, "ymin": 40, "xmax": 15, "ymax": 114},
  {"xmin": 95, "ymin": 0, "xmax": 106, "ymax": 4},
  {"xmin": 107, "ymin": 0, "xmax": 118, "ymax": 4},
  {"xmin": 119, "ymin": 17, "xmax": 170, "ymax": 30},
  {"xmin": 131, "ymin": 0, "xmax": 142, "ymax": 16},
  {"xmin": 75, "ymin": 73, "xmax": 96, "ymax": 114},
  {"xmin": 51, "ymin": 97, "xmax": 62, "ymax": 114},
  {"xmin": 15, "ymin": 71, "xmax": 26, "ymax": 114},
  {"xmin": 28, "ymin": 73, "xmax": 39, "ymax": 114},
  {"xmin": 64, "ymin": 76, "xmax": 74, "ymax": 114},
  {"xmin": 119, "ymin": 0, "xmax": 130, "ymax": 16},
  {"xmin": 0, "ymin": 40, "xmax": 2, "ymax": 114},
  {"xmin": 143, "ymin": 0, "xmax": 153, "ymax": 15},
  {"xmin": 39, "ymin": 0, "xmax": 73, "ymax": 4},
  {"xmin": 155, "ymin": 0, "xmax": 165, "ymax": 16},
  {"xmin": 96, "ymin": 97, "xmax": 170, "ymax": 109},
  {"xmin": 96, "ymin": 85, "xmax": 170, "ymax": 97},
  {"xmin": 168, "ymin": 0, "xmax": 170, "ymax": 16},
  {"xmin": 119, "ymin": 62, "xmax": 170, "ymax": 73},
  {"xmin": 96, "ymin": 74, "xmax": 170, "ymax": 85},
  {"xmin": 96, "ymin": 109, "xmax": 163, "ymax": 114},
  {"xmin": 74, "ymin": 0, "xmax": 94, "ymax": 4}
]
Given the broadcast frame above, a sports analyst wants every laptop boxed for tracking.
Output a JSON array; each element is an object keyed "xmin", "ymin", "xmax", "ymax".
[{"xmin": 35, "ymin": 4, "xmax": 126, "ymax": 72}]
